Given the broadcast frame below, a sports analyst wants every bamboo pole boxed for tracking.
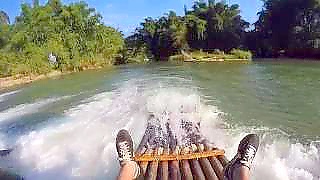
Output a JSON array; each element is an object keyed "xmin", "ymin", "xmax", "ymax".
[
  {"xmin": 169, "ymin": 146, "xmax": 181, "ymax": 180},
  {"xmin": 146, "ymin": 148, "xmax": 160, "ymax": 180},
  {"xmin": 169, "ymin": 160, "xmax": 181, "ymax": 180},
  {"xmin": 146, "ymin": 160, "xmax": 158, "ymax": 180},
  {"xmin": 198, "ymin": 157, "xmax": 219, "ymax": 180},
  {"xmin": 157, "ymin": 147, "xmax": 169, "ymax": 180},
  {"xmin": 140, "ymin": 115, "xmax": 157, "ymax": 179},
  {"xmin": 136, "ymin": 147, "xmax": 147, "ymax": 180},
  {"xmin": 138, "ymin": 148, "xmax": 153, "ymax": 178},
  {"xmin": 180, "ymin": 147, "xmax": 193, "ymax": 180},
  {"xmin": 136, "ymin": 133, "xmax": 150, "ymax": 156},
  {"xmin": 189, "ymin": 144, "xmax": 206, "ymax": 180},
  {"xmin": 197, "ymin": 144, "xmax": 219, "ymax": 180},
  {"xmin": 218, "ymin": 156, "xmax": 229, "ymax": 168},
  {"xmin": 203, "ymin": 143, "xmax": 225, "ymax": 180},
  {"xmin": 135, "ymin": 116, "xmax": 229, "ymax": 180},
  {"xmin": 209, "ymin": 157, "xmax": 224, "ymax": 180}
]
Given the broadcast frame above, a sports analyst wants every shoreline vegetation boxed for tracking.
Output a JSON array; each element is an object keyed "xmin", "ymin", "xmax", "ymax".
[
  {"xmin": 1, "ymin": 0, "xmax": 320, "ymax": 89},
  {"xmin": 0, "ymin": 48, "xmax": 252, "ymax": 90},
  {"xmin": 169, "ymin": 49, "xmax": 252, "ymax": 62},
  {"xmin": 0, "ymin": 65, "xmax": 108, "ymax": 90},
  {"xmin": 0, "ymin": 1, "xmax": 124, "ymax": 90},
  {"xmin": 0, "ymin": 71, "xmax": 65, "ymax": 90}
]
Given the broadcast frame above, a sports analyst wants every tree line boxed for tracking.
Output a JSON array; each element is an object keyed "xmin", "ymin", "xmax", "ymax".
[
  {"xmin": 1, "ymin": 0, "xmax": 320, "ymax": 78},
  {"xmin": 0, "ymin": 0, "xmax": 124, "ymax": 77},
  {"xmin": 126, "ymin": 0, "xmax": 320, "ymax": 60},
  {"xmin": 248, "ymin": 0, "xmax": 320, "ymax": 58}
]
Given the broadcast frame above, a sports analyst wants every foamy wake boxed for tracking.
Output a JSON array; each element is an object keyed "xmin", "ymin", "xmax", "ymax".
[
  {"xmin": 1, "ymin": 80, "xmax": 319, "ymax": 180},
  {"xmin": 0, "ymin": 90, "xmax": 20, "ymax": 102},
  {"xmin": 0, "ymin": 97, "xmax": 67, "ymax": 124}
]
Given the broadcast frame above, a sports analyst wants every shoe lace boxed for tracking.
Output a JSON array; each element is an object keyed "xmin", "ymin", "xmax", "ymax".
[
  {"xmin": 118, "ymin": 141, "xmax": 132, "ymax": 162},
  {"xmin": 242, "ymin": 144, "xmax": 256, "ymax": 165}
]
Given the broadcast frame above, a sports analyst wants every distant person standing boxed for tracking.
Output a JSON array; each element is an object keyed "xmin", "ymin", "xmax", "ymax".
[
  {"xmin": 48, "ymin": 52, "xmax": 57, "ymax": 65},
  {"xmin": 48, "ymin": 52, "xmax": 61, "ymax": 70}
]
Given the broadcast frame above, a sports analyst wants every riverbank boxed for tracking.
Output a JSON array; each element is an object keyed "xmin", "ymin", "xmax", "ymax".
[
  {"xmin": 0, "ymin": 65, "xmax": 109, "ymax": 90},
  {"xmin": 0, "ymin": 50, "xmax": 251, "ymax": 90},
  {"xmin": 0, "ymin": 57, "xmax": 119, "ymax": 90},
  {"xmin": 169, "ymin": 50, "xmax": 252, "ymax": 62},
  {"xmin": 0, "ymin": 71, "xmax": 66, "ymax": 90}
]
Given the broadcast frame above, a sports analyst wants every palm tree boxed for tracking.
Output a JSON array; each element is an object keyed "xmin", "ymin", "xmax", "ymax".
[
  {"xmin": 0, "ymin": 10, "xmax": 10, "ymax": 25},
  {"xmin": 186, "ymin": 14, "xmax": 207, "ymax": 40},
  {"xmin": 167, "ymin": 12, "xmax": 188, "ymax": 50}
]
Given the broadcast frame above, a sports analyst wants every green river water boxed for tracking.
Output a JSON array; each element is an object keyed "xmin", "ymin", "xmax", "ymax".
[{"xmin": 0, "ymin": 61, "xmax": 319, "ymax": 180}]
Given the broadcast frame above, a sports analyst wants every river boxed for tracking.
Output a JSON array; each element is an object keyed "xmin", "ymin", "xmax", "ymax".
[{"xmin": 0, "ymin": 61, "xmax": 319, "ymax": 180}]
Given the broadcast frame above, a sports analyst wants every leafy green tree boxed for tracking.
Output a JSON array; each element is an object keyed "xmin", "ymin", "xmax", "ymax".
[
  {"xmin": 0, "ymin": 0, "xmax": 124, "ymax": 77},
  {"xmin": 130, "ymin": 0, "xmax": 248, "ymax": 59},
  {"xmin": 250, "ymin": 0, "xmax": 320, "ymax": 58}
]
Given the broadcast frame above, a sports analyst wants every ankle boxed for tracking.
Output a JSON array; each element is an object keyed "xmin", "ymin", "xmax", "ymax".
[
  {"xmin": 232, "ymin": 165, "xmax": 250, "ymax": 180},
  {"xmin": 122, "ymin": 161, "xmax": 140, "ymax": 179}
]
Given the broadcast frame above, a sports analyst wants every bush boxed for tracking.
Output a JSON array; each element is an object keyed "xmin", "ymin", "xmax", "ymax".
[
  {"xmin": 229, "ymin": 49, "xmax": 252, "ymax": 59},
  {"xmin": 213, "ymin": 49, "xmax": 224, "ymax": 55},
  {"xmin": 0, "ymin": 53, "xmax": 12, "ymax": 77},
  {"xmin": 168, "ymin": 49, "xmax": 252, "ymax": 62},
  {"xmin": 23, "ymin": 44, "xmax": 51, "ymax": 74},
  {"xmin": 169, "ymin": 54, "xmax": 186, "ymax": 61}
]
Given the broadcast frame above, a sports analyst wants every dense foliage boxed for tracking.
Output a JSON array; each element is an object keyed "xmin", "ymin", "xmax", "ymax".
[
  {"xmin": 169, "ymin": 49, "xmax": 252, "ymax": 62},
  {"xmin": 0, "ymin": 0, "xmax": 124, "ymax": 77},
  {"xmin": 1, "ymin": 0, "xmax": 320, "ymax": 78},
  {"xmin": 248, "ymin": 0, "xmax": 320, "ymax": 58},
  {"xmin": 128, "ymin": 0, "xmax": 320, "ymax": 60},
  {"xmin": 127, "ymin": 0, "xmax": 250, "ymax": 60}
]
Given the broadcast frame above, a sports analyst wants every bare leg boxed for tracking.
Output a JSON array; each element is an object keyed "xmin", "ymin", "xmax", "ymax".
[
  {"xmin": 117, "ymin": 161, "xmax": 137, "ymax": 180},
  {"xmin": 224, "ymin": 134, "xmax": 259, "ymax": 180},
  {"xmin": 232, "ymin": 164, "xmax": 250, "ymax": 180},
  {"xmin": 116, "ymin": 130, "xmax": 140, "ymax": 180}
]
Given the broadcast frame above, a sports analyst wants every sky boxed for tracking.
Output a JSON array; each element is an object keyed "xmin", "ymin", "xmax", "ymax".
[{"xmin": 0, "ymin": 0, "xmax": 264, "ymax": 36}]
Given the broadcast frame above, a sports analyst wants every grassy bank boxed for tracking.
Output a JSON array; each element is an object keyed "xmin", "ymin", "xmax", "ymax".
[
  {"xmin": 0, "ymin": 71, "xmax": 65, "ymax": 90},
  {"xmin": 0, "ymin": 49, "xmax": 123, "ymax": 89},
  {"xmin": 0, "ymin": 61, "xmax": 114, "ymax": 90},
  {"xmin": 169, "ymin": 49, "xmax": 252, "ymax": 62}
]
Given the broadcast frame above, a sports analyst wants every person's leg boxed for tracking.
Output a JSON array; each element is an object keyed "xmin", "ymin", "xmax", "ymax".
[
  {"xmin": 118, "ymin": 161, "xmax": 139, "ymax": 180},
  {"xmin": 116, "ymin": 129, "xmax": 140, "ymax": 180},
  {"xmin": 224, "ymin": 134, "xmax": 259, "ymax": 180},
  {"xmin": 231, "ymin": 164, "xmax": 250, "ymax": 180}
]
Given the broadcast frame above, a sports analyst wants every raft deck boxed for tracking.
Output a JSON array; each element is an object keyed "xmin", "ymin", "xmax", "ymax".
[{"xmin": 133, "ymin": 115, "xmax": 229, "ymax": 180}]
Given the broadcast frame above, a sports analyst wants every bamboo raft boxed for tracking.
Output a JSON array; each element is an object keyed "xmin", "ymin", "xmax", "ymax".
[{"xmin": 133, "ymin": 115, "xmax": 229, "ymax": 180}]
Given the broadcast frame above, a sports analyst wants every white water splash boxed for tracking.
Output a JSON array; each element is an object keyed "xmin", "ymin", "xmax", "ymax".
[
  {"xmin": 0, "ymin": 90, "xmax": 20, "ymax": 102},
  {"xmin": 1, "ymin": 80, "xmax": 320, "ymax": 180},
  {"xmin": 217, "ymin": 131, "xmax": 320, "ymax": 180},
  {"xmin": 0, "ymin": 96, "xmax": 69, "ymax": 124}
]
